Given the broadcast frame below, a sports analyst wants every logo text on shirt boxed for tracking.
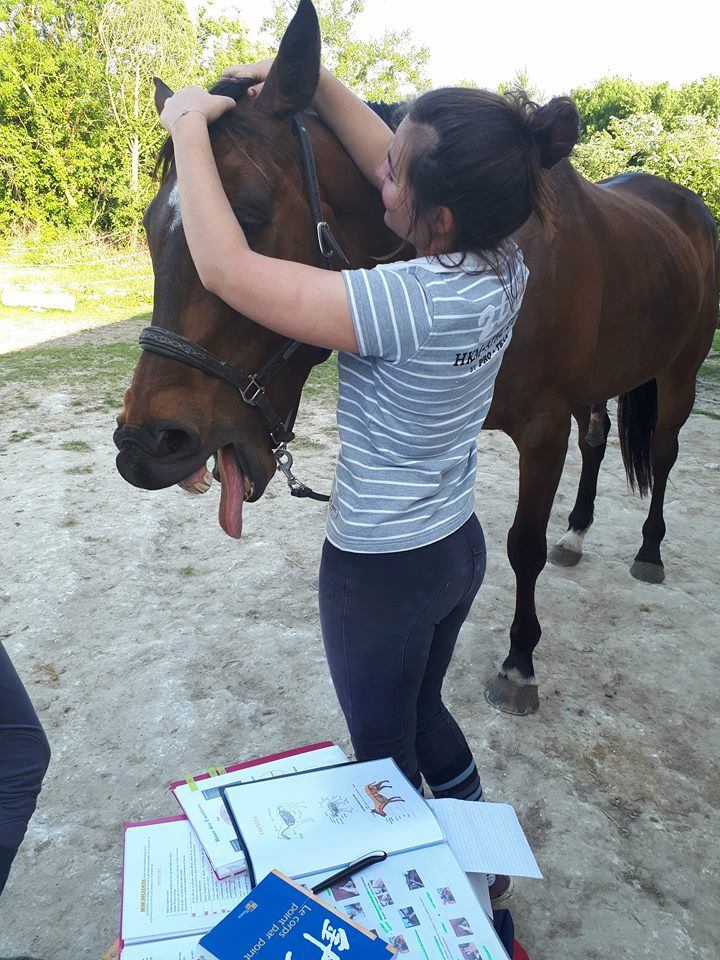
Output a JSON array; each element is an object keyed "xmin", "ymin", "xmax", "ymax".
[{"xmin": 453, "ymin": 326, "xmax": 512, "ymax": 368}]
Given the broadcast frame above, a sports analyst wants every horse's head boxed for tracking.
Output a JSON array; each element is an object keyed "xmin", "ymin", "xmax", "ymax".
[{"xmin": 114, "ymin": 0, "xmax": 377, "ymax": 537}]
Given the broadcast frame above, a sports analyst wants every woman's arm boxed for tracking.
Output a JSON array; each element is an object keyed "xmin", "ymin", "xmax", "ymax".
[
  {"xmin": 311, "ymin": 66, "xmax": 393, "ymax": 189},
  {"xmin": 163, "ymin": 93, "xmax": 358, "ymax": 353},
  {"xmin": 225, "ymin": 61, "xmax": 393, "ymax": 190}
]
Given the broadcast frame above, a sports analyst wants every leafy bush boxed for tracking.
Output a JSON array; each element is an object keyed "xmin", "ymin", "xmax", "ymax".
[{"xmin": 572, "ymin": 112, "xmax": 720, "ymax": 223}]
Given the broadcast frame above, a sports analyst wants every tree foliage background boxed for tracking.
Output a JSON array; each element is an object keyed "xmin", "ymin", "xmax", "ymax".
[
  {"xmin": 571, "ymin": 76, "xmax": 720, "ymax": 222},
  {"xmin": 0, "ymin": 0, "xmax": 429, "ymax": 241},
  {"xmin": 1, "ymin": 1, "xmax": 719, "ymax": 243}
]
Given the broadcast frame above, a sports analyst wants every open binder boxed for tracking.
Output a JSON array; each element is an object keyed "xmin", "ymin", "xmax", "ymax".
[{"xmin": 217, "ymin": 757, "xmax": 511, "ymax": 960}]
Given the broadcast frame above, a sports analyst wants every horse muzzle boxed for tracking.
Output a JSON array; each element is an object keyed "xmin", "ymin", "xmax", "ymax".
[
  {"xmin": 113, "ymin": 422, "xmax": 204, "ymax": 490},
  {"xmin": 113, "ymin": 422, "xmax": 272, "ymax": 501}
]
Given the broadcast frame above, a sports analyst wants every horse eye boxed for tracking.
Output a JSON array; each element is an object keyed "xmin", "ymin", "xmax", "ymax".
[
  {"xmin": 232, "ymin": 204, "xmax": 269, "ymax": 233},
  {"xmin": 232, "ymin": 211, "xmax": 267, "ymax": 236}
]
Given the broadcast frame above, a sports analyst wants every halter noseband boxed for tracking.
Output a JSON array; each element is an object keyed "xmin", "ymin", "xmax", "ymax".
[{"xmin": 138, "ymin": 114, "xmax": 349, "ymax": 502}]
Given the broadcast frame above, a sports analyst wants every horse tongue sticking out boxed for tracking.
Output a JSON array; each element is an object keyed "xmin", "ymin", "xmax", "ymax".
[{"xmin": 216, "ymin": 444, "xmax": 246, "ymax": 539}]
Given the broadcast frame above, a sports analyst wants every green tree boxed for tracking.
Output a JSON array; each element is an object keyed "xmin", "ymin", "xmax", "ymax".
[
  {"xmin": 194, "ymin": 5, "xmax": 270, "ymax": 83},
  {"xmin": 263, "ymin": 0, "xmax": 430, "ymax": 101},
  {"xmin": 497, "ymin": 69, "xmax": 543, "ymax": 103},
  {"xmin": 571, "ymin": 76, "xmax": 654, "ymax": 137},
  {"xmin": 572, "ymin": 112, "xmax": 720, "ymax": 223},
  {"xmin": 662, "ymin": 76, "xmax": 720, "ymax": 126},
  {"xmin": 98, "ymin": 0, "xmax": 197, "ymax": 237},
  {"xmin": 0, "ymin": 0, "xmax": 112, "ymax": 235}
]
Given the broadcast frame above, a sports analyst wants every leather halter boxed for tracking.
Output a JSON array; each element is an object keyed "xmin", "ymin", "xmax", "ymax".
[{"xmin": 138, "ymin": 114, "xmax": 350, "ymax": 501}]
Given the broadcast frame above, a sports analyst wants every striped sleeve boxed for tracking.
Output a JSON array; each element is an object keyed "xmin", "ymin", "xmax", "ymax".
[{"xmin": 342, "ymin": 265, "xmax": 434, "ymax": 363}]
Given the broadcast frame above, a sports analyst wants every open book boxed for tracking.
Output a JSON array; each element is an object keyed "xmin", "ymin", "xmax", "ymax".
[
  {"xmin": 120, "ymin": 816, "xmax": 252, "ymax": 957},
  {"xmin": 220, "ymin": 757, "xmax": 540, "ymax": 885},
  {"xmin": 171, "ymin": 742, "xmax": 348, "ymax": 879},
  {"xmin": 219, "ymin": 758, "xmax": 517, "ymax": 960},
  {"xmin": 221, "ymin": 758, "xmax": 443, "ymax": 884}
]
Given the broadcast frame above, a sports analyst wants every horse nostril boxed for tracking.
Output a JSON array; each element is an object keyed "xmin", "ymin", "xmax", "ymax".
[
  {"xmin": 160, "ymin": 429, "xmax": 191, "ymax": 455},
  {"xmin": 114, "ymin": 422, "xmax": 200, "ymax": 461},
  {"xmin": 152, "ymin": 427, "xmax": 194, "ymax": 457}
]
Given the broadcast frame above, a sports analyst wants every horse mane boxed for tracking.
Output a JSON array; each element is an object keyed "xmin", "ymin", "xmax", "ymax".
[{"xmin": 154, "ymin": 77, "xmax": 271, "ymax": 182}]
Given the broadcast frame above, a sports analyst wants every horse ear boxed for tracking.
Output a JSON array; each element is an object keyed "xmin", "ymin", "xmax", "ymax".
[
  {"xmin": 257, "ymin": 0, "xmax": 321, "ymax": 119},
  {"xmin": 154, "ymin": 77, "xmax": 175, "ymax": 117}
]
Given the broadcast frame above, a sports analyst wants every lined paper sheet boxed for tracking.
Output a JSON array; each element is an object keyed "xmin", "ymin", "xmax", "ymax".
[{"xmin": 425, "ymin": 799, "xmax": 543, "ymax": 879}]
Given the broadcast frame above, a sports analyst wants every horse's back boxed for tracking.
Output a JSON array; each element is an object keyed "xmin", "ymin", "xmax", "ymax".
[
  {"xmin": 597, "ymin": 171, "xmax": 718, "ymax": 364},
  {"xmin": 599, "ymin": 171, "xmax": 718, "ymax": 287},
  {"xmin": 487, "ymin": 165, "xmax": 718, "ymax": 429}
]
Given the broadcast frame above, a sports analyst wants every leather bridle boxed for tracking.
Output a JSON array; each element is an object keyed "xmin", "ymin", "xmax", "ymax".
[{"xmin": 138, "ymin": 114, "xmax": 349, "ymax": 501}]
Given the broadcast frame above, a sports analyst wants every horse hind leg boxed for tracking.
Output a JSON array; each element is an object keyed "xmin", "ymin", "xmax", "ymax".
[
  {"xmin": 549, "ymin": 405, "xmax": 612, "ymax": 567},
  {"xmin": 630, "ymin": 371, "xmax": 697, "ymax": 583}
]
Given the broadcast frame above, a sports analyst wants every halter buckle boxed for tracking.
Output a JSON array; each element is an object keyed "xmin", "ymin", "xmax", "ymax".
[
  {"xmin": 240, "ymin": 376, "xmax": 264, "ymax": 404},
  {"xmin": 316, "ymin": 221, "xmax": 334, "ymax": 260}
]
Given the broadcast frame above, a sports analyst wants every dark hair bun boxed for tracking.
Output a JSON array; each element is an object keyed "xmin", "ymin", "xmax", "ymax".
[{"xmin": 527, "ymin": 97, "xmax": 580, "ymax": 168}]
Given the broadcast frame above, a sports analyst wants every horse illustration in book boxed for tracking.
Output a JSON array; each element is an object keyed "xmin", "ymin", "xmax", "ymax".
[
  {"xmin": 365, "ymin": 780, "xmax": 405, "ymax": 818},
  {"xmin": 276, "ymin": 803, "xmax": 314, "ymax": 839},
  {"xmin": 325, "ymin": 797, "xmax": 353, "ymax": 822}
]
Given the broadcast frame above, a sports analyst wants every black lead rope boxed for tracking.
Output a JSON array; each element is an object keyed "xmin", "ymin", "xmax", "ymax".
[{"xmin": 139, "ymin": 112, "xmax": 348, "ymax": 504}]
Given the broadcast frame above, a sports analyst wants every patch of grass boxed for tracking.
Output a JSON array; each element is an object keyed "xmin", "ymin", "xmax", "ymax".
[
  {"xmin": 179, "ymin": 565, "xmax": 195, "ymax": 576},
  {"xmin": 695, "ymin": 408, "xmax": 720, "ymax": 421},
  {"xmin": 65, "ymin": 464, "xmax": 94, "ymax": 475},
  {"xmin": 699, "ymin": 359, "xmax": 720, "ymax": 384},
  {"xmin": 303, "ymin": 355, "xmax": 339, "ymax": 400},
  {"xmin": 0, "ymin": 244, "xmax": 154, "ymax": 331},
  {"xmin": 59, "ymin": 439, "xmax": 93, "ymax": 452},
  {"xmin": 59, "ymin": 517, "xmax": 78, "ymax": 527},
  {"xmin": 9, "ymin": 429, "xmax": 32, "ymax": 442},
  {"xmin": 293, "ymin": 437, "xmax": 326, "ymax": 450},
  {"xmin": 0, "ymin": 342, "xmax": 140, "ymax": 400}
]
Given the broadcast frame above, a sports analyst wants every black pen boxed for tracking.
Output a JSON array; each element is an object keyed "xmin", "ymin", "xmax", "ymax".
[{"xmin": 311, "ymin": 851, "xmax": 388, "ymax": 895}]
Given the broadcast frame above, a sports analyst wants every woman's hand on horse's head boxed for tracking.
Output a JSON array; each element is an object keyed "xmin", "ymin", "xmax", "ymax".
[
  {"xmin": 160, "ymin": 86, "xmax": 236, "ymax": 133},
  {"xmin": 221, "ymin": 57, "xmax": 276, "ymax": 98}
]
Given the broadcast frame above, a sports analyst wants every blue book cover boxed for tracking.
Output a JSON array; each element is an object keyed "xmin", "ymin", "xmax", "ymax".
[{"xmin": 199, "ymin": 870, "xmax": 395, "ymax": 960}]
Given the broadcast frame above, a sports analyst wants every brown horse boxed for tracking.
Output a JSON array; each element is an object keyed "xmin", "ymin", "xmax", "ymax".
[{"xmin": 114, "ymin": 0, "xmax": 719, "ymax": 714}]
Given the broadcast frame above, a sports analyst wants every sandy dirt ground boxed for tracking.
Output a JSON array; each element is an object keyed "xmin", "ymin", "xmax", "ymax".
[{"xmin": 0, "ymin": 332, "xmax": 719, "ymax": 958}]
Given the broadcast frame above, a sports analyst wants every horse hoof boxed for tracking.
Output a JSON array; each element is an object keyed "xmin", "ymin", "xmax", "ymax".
[
  {"xmin": 548, "ymin": 543, "xmax": 582, "ymax": 567},
  {"xmin": 484, "ymin": 675, "xmax": 540, "ymax": 716},
  {"xmin": 630, "ymin": 560, "xmax": 665, "ymax": 583}
]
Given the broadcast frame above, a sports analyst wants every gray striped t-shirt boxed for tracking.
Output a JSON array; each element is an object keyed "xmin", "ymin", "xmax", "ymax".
[{"xmin": 328, "ymin": 245, "xmax": 528, "ymax": 553}]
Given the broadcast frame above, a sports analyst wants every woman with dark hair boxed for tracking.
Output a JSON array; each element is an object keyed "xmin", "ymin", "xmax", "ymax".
[{"xmin": 160, "ymin": 57, "xmax": 579, "ymax": 901}]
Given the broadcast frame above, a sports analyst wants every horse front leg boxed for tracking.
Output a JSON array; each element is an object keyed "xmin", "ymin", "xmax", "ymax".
[
  {"xmin": 549, "ymin": 404, "xmax": 611, "ymax": 567},
  {"xmin": 485, "ymin": 415, "xmax": 571, "ymax": 715}
]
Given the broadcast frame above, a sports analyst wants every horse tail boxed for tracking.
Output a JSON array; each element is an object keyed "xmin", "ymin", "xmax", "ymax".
[{"xmin": 617, "ymin": 379, "xmax": 657, "ymax": 497}]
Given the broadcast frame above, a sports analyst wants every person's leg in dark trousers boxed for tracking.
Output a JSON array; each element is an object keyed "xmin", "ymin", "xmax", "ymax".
[
  {"xmin": 416, "ymin": 517, "xmax": 486, "ymax": 800},
  {"xmin": 0, "ymin": 643, "xmax": 51, "ymax": 896},
  {"xmin": 319, "ymin": 515, "xmax": 485, "ymax": 793}
]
